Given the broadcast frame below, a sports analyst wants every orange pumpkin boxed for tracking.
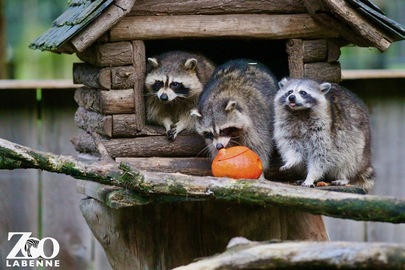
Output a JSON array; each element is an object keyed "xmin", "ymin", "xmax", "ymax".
[{"xmin": 211, "ymin": 146, "xmax": 263, "ymax": 179}]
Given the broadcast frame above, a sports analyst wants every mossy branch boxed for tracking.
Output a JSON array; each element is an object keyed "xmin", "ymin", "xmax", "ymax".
[{"xmin": 1, "ymin": 137, "xmax": 405, "ymax": 223}]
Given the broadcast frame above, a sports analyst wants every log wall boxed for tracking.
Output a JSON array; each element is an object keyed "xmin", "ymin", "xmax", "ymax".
[{"xmin": 286, "ymin": 38, "xmax": 342, "ymax": 82}]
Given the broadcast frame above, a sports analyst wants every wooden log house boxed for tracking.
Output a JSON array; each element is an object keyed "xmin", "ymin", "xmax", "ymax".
[{"xmin": 30, "ymin": 0, "xmax": 405, "ymax": 269}]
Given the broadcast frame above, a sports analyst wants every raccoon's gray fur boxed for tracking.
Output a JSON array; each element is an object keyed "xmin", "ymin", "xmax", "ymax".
[
  {"xmin": 192, "ymin": 59, "xmax": 278, "ymax": 171},
  {"xmin": 274, "ymin": 78, "xmax": 374, "ymax": 190},
  {"xmin": 145, "ymin": 51, "xmax": 215, "ymax": 141}
]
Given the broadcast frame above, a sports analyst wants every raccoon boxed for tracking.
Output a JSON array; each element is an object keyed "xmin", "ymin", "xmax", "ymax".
[
  {"xmin": 274, "ymin": 77, "xmax": 374, "ymax": 190},
  {"xmin": 191, "ymin": 59, "xmax": 278, "ymax": 172},
  {"xmin": 145, "ymin": 51, "xmax": 215, "ymax": 141}
]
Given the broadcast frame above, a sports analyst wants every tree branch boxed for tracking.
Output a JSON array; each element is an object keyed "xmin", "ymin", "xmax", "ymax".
[
  {"xmin": 174, "ymin": 237, "xmax": 405, "ymax": 270},
  {"xmin": 1, "ymin": 137, "xmax": 405, "ymax": 223}
]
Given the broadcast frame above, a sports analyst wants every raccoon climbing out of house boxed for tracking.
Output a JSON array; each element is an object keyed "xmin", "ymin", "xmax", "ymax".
[
  {"xmin": 145, "ymin": 51, "xmax": 215, "ymax": 141},
  {"xmin": 191, "ymin": 59, "xmax": 279, "ymax": 172},
  {"xmin": 274, "ymin": 77, "xmax": 374, "ymax": 190}
]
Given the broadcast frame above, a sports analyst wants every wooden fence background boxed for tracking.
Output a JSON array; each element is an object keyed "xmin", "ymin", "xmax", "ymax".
[{"xmin": 0, "ymin": 75, "xmax": 404, "ymax": 269}]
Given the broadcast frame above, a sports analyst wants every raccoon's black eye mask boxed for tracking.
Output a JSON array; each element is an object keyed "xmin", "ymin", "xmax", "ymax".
[
  {"xmin": 203, "ymin": 132, "xmax": 214, "ymax": 140},
  {"xmin": 152, "ymin": 80, "xmax": 164, "ymax": 92},
  {"xmin": 219, "ymin": 127, "xmax": 240, "ymax": 137},
  {"xmin": 170, "ymin": 82, "xmax": 189, "ymax": 95}
]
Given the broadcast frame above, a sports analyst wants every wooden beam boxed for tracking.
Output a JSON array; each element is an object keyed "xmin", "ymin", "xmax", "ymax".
[
  {"xmin": 102, "ymin": 136, "xmax": 206, "ymax": 158},
  {"xmin": 129, "ymin": 0, "xmax": 307, "ymax": 16},
  {"xmin": 304, "ymin": 62, "xmax": 341, "ymax": 82},
  {"xmin": 74, "ymin": 87, "xmax": 135, "ymax": 114},
  {"xmin": 70, "ymin": 0, "xmax": 136, "ymax": 53},
  {"xmin": 286, "ymin": 39, "xmax": 341, "ymax": 82},
  {"xmin": 342, "ymin": 69, "xmax": 405, "ymax": 80},
  {"xmin": 73, "ymin": 63, "xmax": 137, "ymax": 90},
  {"xmin": 321, "ymin": 0, "xmax": 392, "ymax": 51},
  {"xmin": 116, "ymin": 157, "xmax": 212, "ymax": 176},
  {"xmin": 109, "ymin": 14, "xmax": 338, "ymax": 41},
  {"xmin": 132, "ymin": 40, "xmax": 146, "ymax": 132},
  {"xmin": 0, "ymin": 80, "xmax": 80, "ymax": 90},
  {"xmin": 77, "ymin": 42, "xmax": 134, "ymax": 67}
]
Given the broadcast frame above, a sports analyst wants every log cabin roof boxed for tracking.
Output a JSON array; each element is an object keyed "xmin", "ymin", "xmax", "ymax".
[{"xmin": 29, "ymin": 0, "xmax": 405, "ymax": 54}]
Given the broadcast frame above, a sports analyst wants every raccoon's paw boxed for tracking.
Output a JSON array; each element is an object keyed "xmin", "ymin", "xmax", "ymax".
[
  {"xmin": 331, "ymin": 179, "xmax": 350, "ymax": 186},
  {"xmin": 280, "ymin": 164, "xmax": 292, "ymax": 172},
  {"xmin": 300, "ymin": 179, "xmax": 315, "ymax": 188},
  {"xmin": 167, "ymin": 125, "xmax": 178, "ymax": 141}
]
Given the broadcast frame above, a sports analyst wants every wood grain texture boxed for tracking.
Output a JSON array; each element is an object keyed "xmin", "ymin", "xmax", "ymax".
[
  {"xmin": 129, "ymin": 0, "xmax": 307, "ymax": 16},
  {"xmin": 175, "ymin": 240, "xmax": 405, "ymax": 269},
  {"xmin": 116, "ymin": 157, "xmax": 212, "ymax": 176},
  {"xmin": 321, "ymin": 0, "xmax": 393, "ymax": 51},
  {"xmin": 73, "ymin": 63, "xmax": 137, "ymax": 90},
  {"xmin": 77, "ymin": 42, "xmax": 134, "ymax": 67},
  {"xmin": 70, "ymin": 0, "xmax": 136, "ymax": 52},
  {"xmin": 304, "ymin": 61, "xmax": 341, "ymax": 82},
  {"xmin": 102, "ymin": 135, "xmax": 206, "ymax": 158},
  {"xmin": 74, "ymin": 87, "xmax": 135, "ymax": 114},
  {"xmin": 80, "ymin": 198, "xmax": 327, "ymax": 269},
  {"xmin": 132, "ymin": 40, "xmax": 146, "ymax": 132},
  {"xmin": 109, "ymin": 14, "xmax": 338, "ymax": 41}
]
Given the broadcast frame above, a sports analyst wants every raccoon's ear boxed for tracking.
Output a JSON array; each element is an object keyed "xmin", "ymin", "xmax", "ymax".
[
  {"xmin": 278, "ymin": 77, "xmax": 289, "ymax": 89},
  {"xmin": 184, "ymin": 58, "xmax": 198, "ymax": 71},
  {"xmin": 147, "ymin": 58, "xmax": 159, "ymax": 69},
  {"xmin": 320, "ymin": 82, "xmax": 332, "ymax": 94},
  {"xmin": 190, "ymin": 109, "xmax": 202, "ymax": 118},
  {"xmin": 225, "ymin": 100, "xmax": 237, "ymax": 112}
]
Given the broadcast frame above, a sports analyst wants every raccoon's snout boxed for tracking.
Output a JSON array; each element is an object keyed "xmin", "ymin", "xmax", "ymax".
[
  {"xmin": 159, "ymin": 93, "xmax": 169, "ymax": 101},
  {"xmin": 216, "ymin": 143, "xmax": 224, "ymax": 150},
  {"xmin": 288, "ymin": 95, "xmax": 296, "ymax": 102}
]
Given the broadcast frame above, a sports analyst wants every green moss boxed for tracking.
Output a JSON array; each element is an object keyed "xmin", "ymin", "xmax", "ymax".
[
  {"xmin": 168, "ymin": 182, "xmax": 188, "ymax": 196},
  {"xmin": 213, "ymin": 181, "xmax": 267, "ymax": 206}
]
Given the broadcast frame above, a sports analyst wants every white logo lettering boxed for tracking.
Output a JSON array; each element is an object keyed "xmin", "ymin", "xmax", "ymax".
[{"xmin": 6, "ymin": 232, "xmax": 60, "ymax": 260}]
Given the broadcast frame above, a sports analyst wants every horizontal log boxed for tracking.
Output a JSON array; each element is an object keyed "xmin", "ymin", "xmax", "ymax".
[
  {"xmin": 129, "ymin": 0, "xmax": 307, "ymax": 16},
  {"xmin": 116, "ymin": 157, "xmax": 212, "ymax": 176},
  {"xmin": 74, "ymin": 87, "xmax": 135, "ymax": 114},
  {"xmin": 342, "ymin": 69, "xmax": 405, "ymax": 80},
  {"xmin": 73, "ymin": 63, "xmax": 111, "ymax": 89},
  {"xmin": 103, "ymin": 115, "xmax": 167, "ymax": 138},
  {"xmin": 0, "ymin": 79, "xmax": 81, "ymax": 90},
  {"xmin": 304, "ymin": 61, "xmax": 341, "ymax": 82},
  {"xmin": 103, "ymin": 135, "xmax": 206, "ymax": 158},
  {"xmin": 77, "ymin": 42, "xmax": 134, "ymax": 67},
  {"xmin": 175, "ymin": 239, "xmax": 405, "ymax": 269},
  {"xmin": 109, "ymin": 14, "xmax": 338, "ymax": 41},
  {"xmin": 3, "ymin": 137, "xmax": 405, "ymax": 223},
  {"xmin": 73, "ymin": 63, "xmax": 137, "ymax": 89}
]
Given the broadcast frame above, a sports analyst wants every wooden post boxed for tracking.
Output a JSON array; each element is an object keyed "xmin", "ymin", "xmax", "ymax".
[
  {"xmin": 286, "ymin": 38, "xmax": 342, "ymax": 82},
  {"xmin": 80, "ymin": 197, "xmax": 328, "ymax": 269}
]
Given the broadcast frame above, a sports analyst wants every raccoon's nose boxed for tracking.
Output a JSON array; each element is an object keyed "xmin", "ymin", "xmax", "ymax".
[
  {"xmin": 288, "ymin": 95, "xmax": 296, "ymax": 102},
  {"xmin": 160, "ymin": 93, "xmax": 169, "ymax": 101},
  {"xmin": 216, "ymin": 143, "xmax": 224, "ymax": 150}
]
